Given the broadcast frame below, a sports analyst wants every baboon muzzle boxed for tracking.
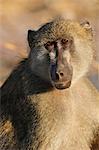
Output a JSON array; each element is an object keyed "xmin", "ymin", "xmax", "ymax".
[
  {"xmin": 50, "ymin": 61, "xmax": 73, "ymax": 90},
  {"xmin": 47, "ymin": 38, "xmax": 73, "ymax": 89}
]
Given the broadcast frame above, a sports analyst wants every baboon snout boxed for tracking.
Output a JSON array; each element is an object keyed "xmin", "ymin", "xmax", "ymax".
[
  {"xmin": 55, "ymin": 68, "xmax": 72, "ymax": 82},
  {"xmin": 56, "ymin": 71, "xmax": 65, "ymax": 81},
  {"xmin": 51, "ymin": 65, "xmax": 73, "ymax": 90}
]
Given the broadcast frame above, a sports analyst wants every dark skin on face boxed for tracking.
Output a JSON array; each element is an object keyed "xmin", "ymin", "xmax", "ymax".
[{"xmin": 44, "ymin": 38, "xmax": 73, "ymax": 90}]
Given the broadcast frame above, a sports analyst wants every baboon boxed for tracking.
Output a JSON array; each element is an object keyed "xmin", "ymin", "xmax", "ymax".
[{"xmin": 0, "ymin": 18, "xmax": 99, "ymax": 150}]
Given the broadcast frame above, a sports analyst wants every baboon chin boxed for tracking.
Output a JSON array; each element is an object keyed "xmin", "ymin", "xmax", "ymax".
[
  {"xmin": 53, "ymin": 80, "xmax": 72, "ymax": 89},
  {"xmin": 0, "ymin": 17, "xmax": 99, "ymax": 150}
]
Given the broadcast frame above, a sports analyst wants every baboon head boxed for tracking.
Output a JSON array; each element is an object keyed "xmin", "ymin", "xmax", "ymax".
[{"xmin": 27, "ymin": 18, "xmax": 93, "ymax": 90}]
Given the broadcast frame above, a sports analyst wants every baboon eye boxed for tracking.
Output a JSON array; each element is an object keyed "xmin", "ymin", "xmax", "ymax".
[
  {"xmin": 46, "ymin": 41, "xmax": 51, "ymax": 46},
  {"xmin": 44, "ymin": 41, "xmax": 54, "ymax": 51},
  {"xmin": 61, "ymin": 39, "xmax": 69, "ymax": 44}
]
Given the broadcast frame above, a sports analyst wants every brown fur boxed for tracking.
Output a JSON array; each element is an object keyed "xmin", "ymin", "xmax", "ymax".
[
  {"xmin": 0, "ymin": 120, "xmax": 17, "ymax": 149},
  {"xmin": 29, "ymin": 78, "xmax": 99, "ymax": 150}
]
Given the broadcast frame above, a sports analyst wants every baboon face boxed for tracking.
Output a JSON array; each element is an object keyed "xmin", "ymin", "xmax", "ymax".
[
  {"xmin": 28, "ymin": 18, "xmax": 93, "ymax": 90},
  {"xmin": 28, "ymin": 33, "xmax": 73, "ymax": 90},
  {"xmin": 44, "ymin": 37, "xmax": 73, "ymax": 89}
]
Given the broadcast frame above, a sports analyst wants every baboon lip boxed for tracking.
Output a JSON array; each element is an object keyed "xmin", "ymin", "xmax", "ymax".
[{"xmin": 53, "ymin": 80, "xmax": 71, "ymax": 90}]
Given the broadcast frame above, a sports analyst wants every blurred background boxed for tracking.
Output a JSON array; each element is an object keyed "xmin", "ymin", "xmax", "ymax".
[{"xmin": 0, "ymin": 0, "xmax": 99, "ymax": 89}]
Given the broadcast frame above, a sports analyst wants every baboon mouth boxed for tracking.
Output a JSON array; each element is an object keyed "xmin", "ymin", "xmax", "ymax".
[{"xmin": 53, "ymin": 80, "xmax": 71, "ymax": 90}]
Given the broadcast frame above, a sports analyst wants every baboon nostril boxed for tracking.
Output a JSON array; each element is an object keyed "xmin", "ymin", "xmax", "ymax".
[
  {"xmin": 56, "ymin": 73, "xmax": 59, "ymax": 81},
  {"xmin": 60, "ymin": 72, "xmax": 64, "ymax": 77},
  {"xmin": 55, "ymin": 72, "xmax": 64, "ymax": 81}
]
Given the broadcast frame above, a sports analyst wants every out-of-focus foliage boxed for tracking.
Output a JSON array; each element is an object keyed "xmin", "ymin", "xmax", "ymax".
[{"xmin": 0, "ymin": 0, "xmax": 99, "ymax": 88}]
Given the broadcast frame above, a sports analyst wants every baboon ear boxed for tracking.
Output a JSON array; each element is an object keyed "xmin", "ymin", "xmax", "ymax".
[
  {"xmin": 80, "ymin": 21, "xmax": 92, "ymax": 30},
  {"xmin": 27, "ymin": 30, "xmax": 36, "ymax": 47}
]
